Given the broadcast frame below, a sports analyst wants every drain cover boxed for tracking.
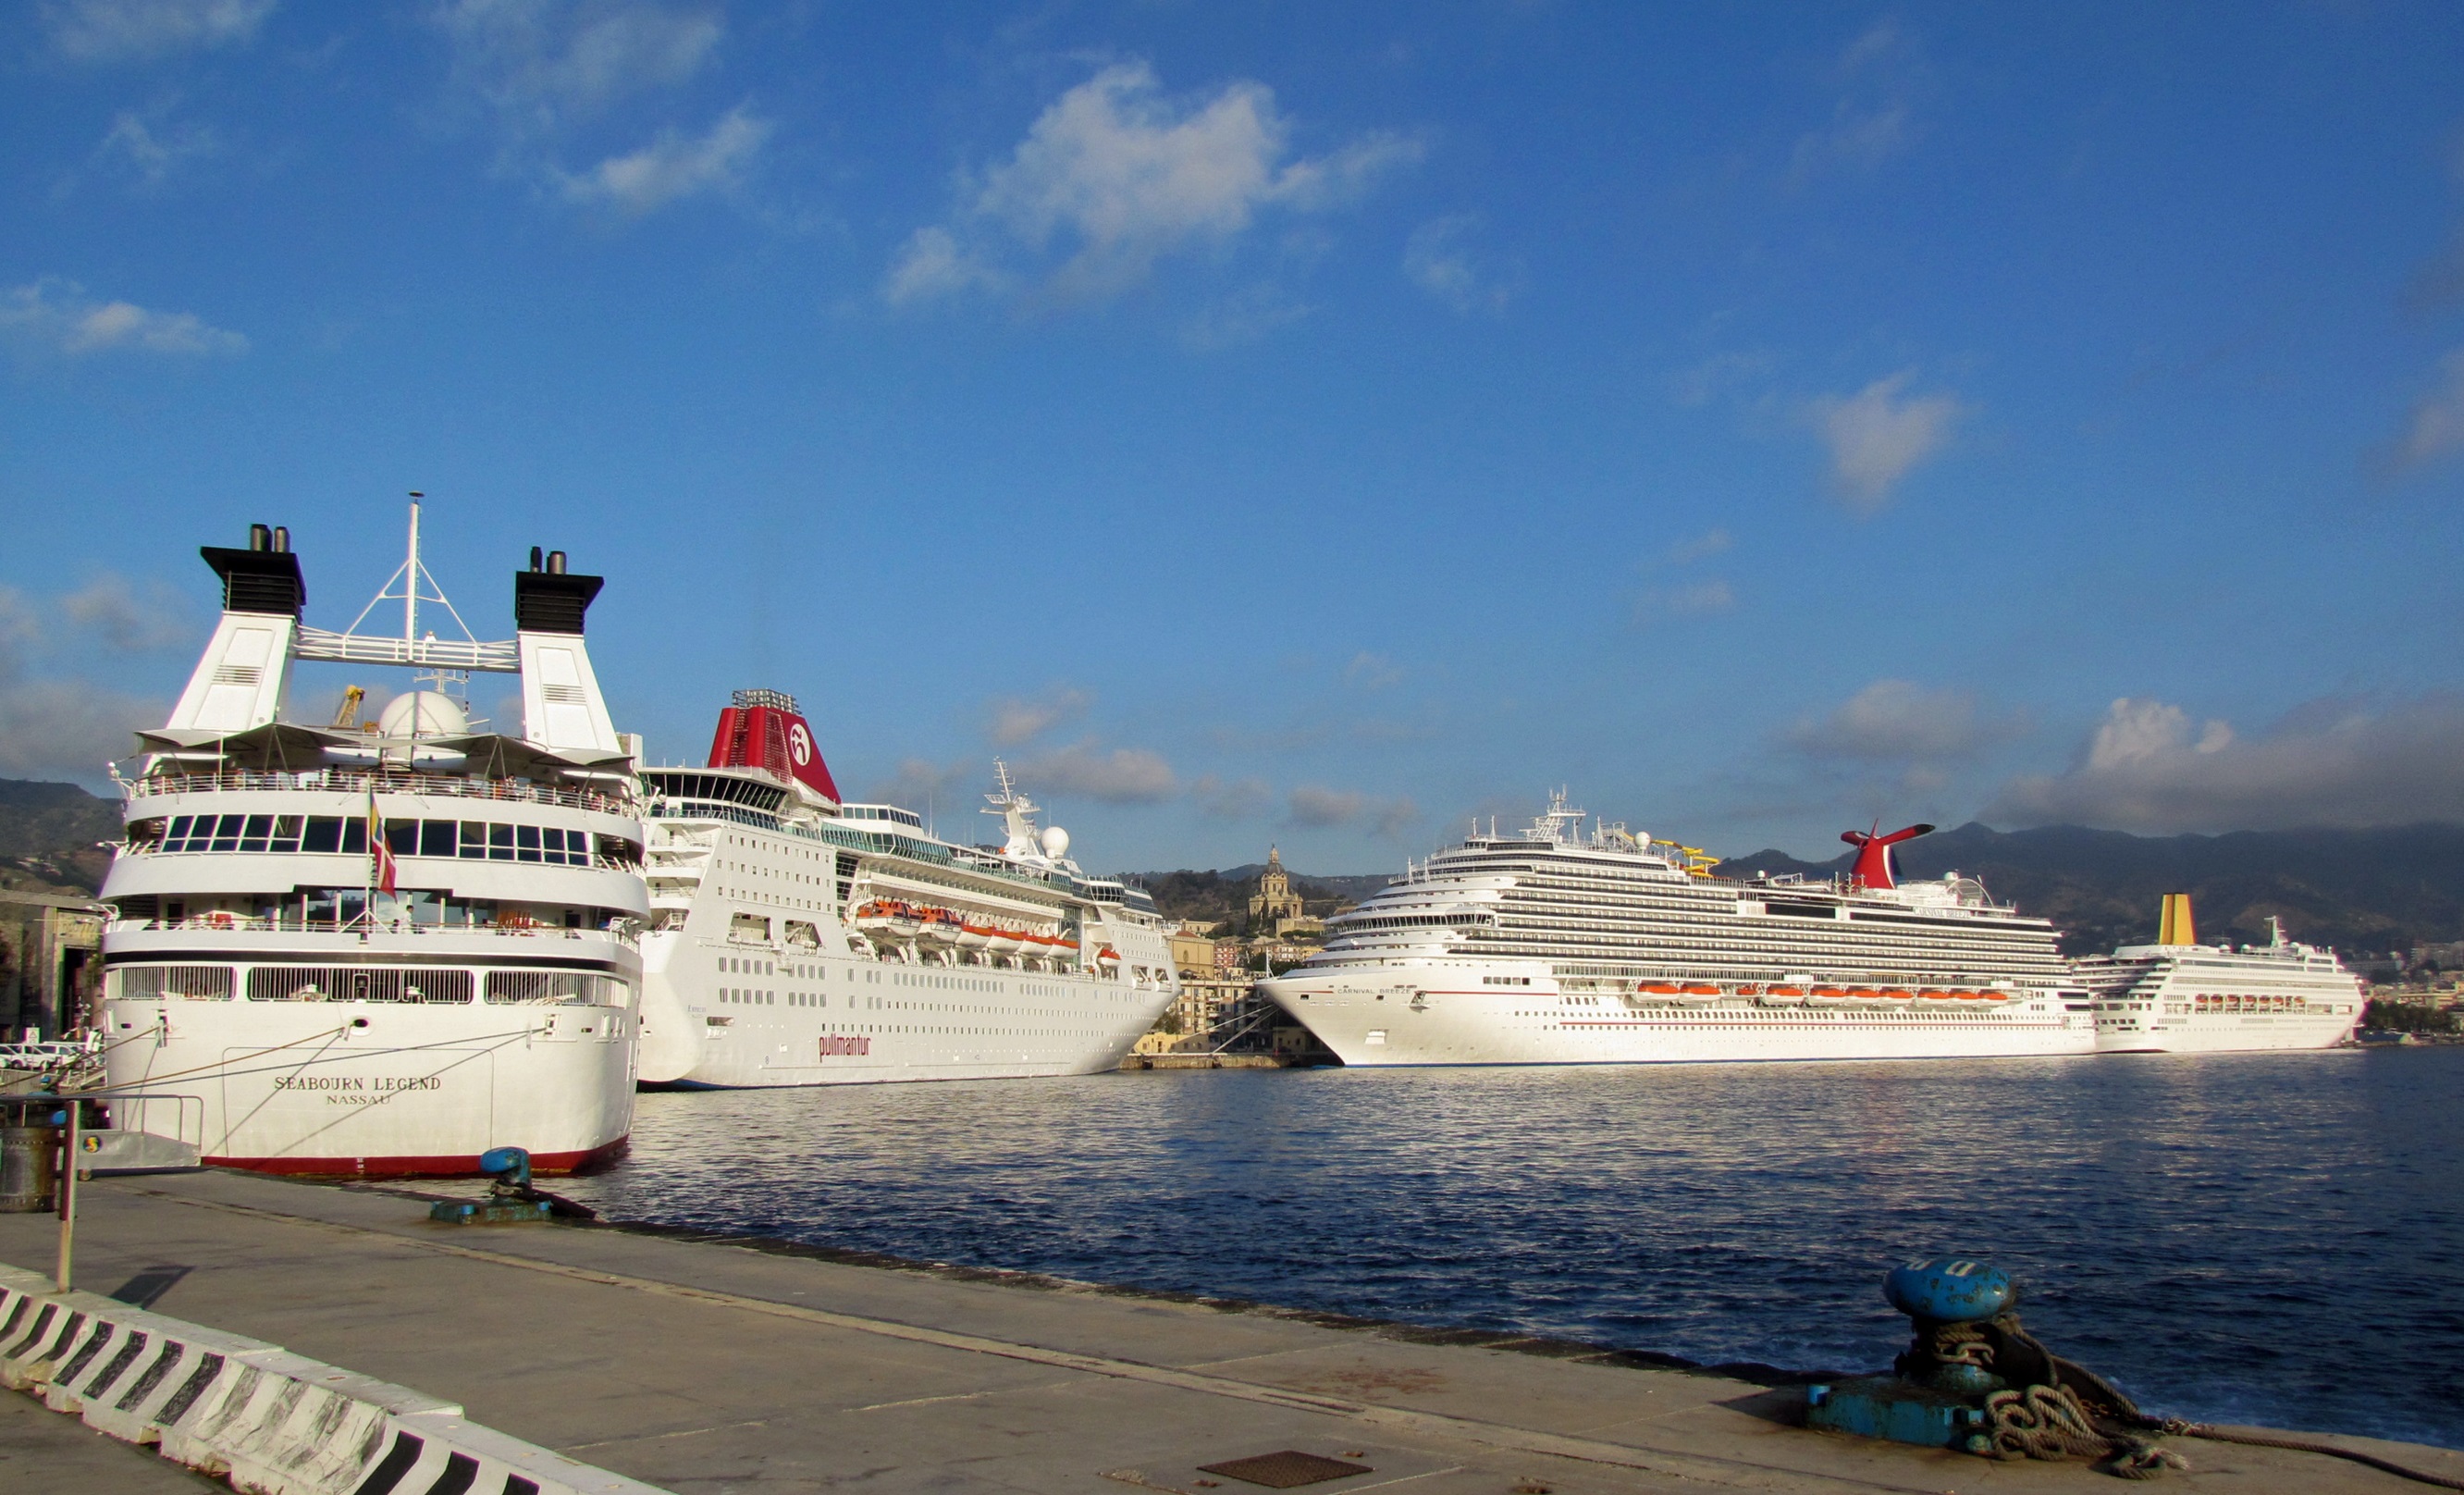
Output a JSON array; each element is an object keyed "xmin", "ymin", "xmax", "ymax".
[{"xmin": 1196, "ymin": 1452, "xmax": 1374, "ymax": 1489}]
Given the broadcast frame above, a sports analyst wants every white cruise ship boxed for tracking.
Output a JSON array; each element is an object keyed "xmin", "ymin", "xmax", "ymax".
[
  {"xmin": 97, "ymin": 509, "xmax": 648, "ymax": 1175},
  {"xmin": 2075, "ymin": 894, "xmax": 2362, "ymax": 1053},
  {"xmin": 1259, "ymin": 794, "xmax": 2094, "ymax": 1067},
  {"xmin": 633, "ymin": 690, "xmax": 1175, "ymax": 1086}
]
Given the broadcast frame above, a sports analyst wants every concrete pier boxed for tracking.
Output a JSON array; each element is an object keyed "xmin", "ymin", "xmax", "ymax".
[{"xmin": 5, "ymin": 1170, "xmax": 2458, "ymax": 1495}]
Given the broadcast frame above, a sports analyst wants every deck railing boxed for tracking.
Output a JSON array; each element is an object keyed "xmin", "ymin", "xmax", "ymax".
[
  {"xmin": 129, "ymin": 769, "xmax": 633, "ymax": 816},
  {"xmin": 108, "ymin": 914, "xmax": 639, "ymax": 946}
]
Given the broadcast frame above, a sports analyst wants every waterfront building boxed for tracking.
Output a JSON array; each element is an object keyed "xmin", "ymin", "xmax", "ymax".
[{"xmin": 0, "ymin": 888, "xmax": 104, "ymax": 1042}]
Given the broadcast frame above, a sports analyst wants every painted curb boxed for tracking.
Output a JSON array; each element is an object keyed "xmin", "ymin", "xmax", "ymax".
[{"xmin": 0, "ymin": 1263, "xmax": 665, "ymax": 1495}]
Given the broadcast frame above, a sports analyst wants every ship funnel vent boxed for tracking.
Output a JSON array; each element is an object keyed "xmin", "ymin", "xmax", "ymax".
[{"xmin": 201, "ymin": 524, "xmax": 306, "ymax": 617}]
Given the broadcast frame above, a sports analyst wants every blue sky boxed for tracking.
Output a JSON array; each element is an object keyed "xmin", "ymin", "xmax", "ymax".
[{"xmin": 6, "ymin": 1, "xmax": 2464, "ymax": 875}]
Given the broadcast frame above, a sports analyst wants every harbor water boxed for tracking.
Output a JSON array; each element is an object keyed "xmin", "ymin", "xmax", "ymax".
[{"xmin": 565, "ymin": 1046, "xmax": 2464, "ymax": 1451}]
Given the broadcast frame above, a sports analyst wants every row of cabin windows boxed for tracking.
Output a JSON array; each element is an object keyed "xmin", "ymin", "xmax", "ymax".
[{"xmin": 154, "ymin": 814, "xmax": 608, "ymax": 866}]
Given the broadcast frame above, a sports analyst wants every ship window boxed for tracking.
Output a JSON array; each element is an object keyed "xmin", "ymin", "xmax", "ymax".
[
  {"xmin": 421, "ymin": 821, "xmax": 457, "ymax": 858},
  {"xmin": 516, "ymin": 824, "xmax": 543, "ymax": 862},
  {"xmin": 459, "ymin": 821, "xmax": 487, "ymax": 858},
  {"xmin": 342, "ymin": 819, "xmax": 367, "ymax": 854},
  {"xmin": 210, "ymin": 815, "xmax": 243, "ymax": 852},
  {"xmin": 270, "ymin": 815, "xmax": 304, "ymax": 852},
  {"xmin": 486, "ymin": 970, "xmax": 614, "ymax": 1005},
  {"xmin": 385, "ymin": 820, "xmax": 418, "ymax": 856},
  {"xmin": 489, "ymin": 823, "xmax": 515, "ymax": 860},
  {"xmin": 166, "ymin": 815, "xmax": 194, "ymax": 844}
]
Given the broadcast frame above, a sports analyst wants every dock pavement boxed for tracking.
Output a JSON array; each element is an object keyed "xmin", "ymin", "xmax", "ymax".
[{"xmin": 4, "ymin": 1168, "xmax": 2458, "ymax": 1495}]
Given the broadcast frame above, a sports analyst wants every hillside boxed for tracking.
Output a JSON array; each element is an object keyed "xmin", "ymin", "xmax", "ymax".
[
  {"xmin": 1722, "ymin": 822, "xmax": 2464, "ymax": 957},
  {"xmin": 0, "ymin": 779, "xmax": 119, "ymax": 896},
  {"xmin": 1130, "ymin": 864, "xmax": 1387, "ymax": 932}
]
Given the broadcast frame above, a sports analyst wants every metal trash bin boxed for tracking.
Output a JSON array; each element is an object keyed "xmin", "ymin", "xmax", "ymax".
[{"xmin": 0, "ymin": 1125, "xmax": 58, "ymax": 1212}]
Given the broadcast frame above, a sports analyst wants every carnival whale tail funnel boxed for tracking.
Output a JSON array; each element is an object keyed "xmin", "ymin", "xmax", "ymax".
[{"xmin": 1841, "ymin": 822, "xmax": 1935, "ymax": 891}]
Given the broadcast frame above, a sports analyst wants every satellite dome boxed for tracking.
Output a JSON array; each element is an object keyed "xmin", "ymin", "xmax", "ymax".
[
  {"xmin": 1040, "ymin": 825, "xmax": 1070, "ymax": 859},
  {"xmin": 377, "ymin": 690, "xmax": 469, "ymax": 740}
]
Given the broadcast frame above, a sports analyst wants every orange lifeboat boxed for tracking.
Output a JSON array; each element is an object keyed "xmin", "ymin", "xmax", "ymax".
[
  {"xmin": 1682, "ymin": 983, "xmax": 1721, "ymax": 996},
  {"xmin": 1843, "ymin": 987, "xmax": 1881, "ymax": 1001},
  {"xmin": 1880, "ymin": 988, "xmax": 1916, "ymax": 1002},
  {"xmin": 1641, "ymin": 982, "xmax": 1682, "ymax": 995},
  {"xmin": 1767, "ymin": 985, "xmax": 1806, "ymax": 998}
]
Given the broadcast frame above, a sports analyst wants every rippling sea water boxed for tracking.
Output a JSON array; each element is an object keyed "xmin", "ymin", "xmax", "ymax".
[{"xmin": 562, "ymin": 1046, "xmax": 2464, "ymax": 1450}]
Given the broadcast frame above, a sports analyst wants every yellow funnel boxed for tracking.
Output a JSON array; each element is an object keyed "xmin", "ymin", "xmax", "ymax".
[{"xmin": 2157, "ymin": 892, "xmax": 2197, "ymax": 946}]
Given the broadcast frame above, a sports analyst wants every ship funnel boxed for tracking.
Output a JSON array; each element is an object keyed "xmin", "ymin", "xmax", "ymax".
[
  {"xmin": 2158, "ymin": 892, "xmax": 2197, "ymax": 946},
  {"xmin": 1841, "ymin": 822, "xmax": 1935, "ymax": 891},
  {"xmin": 708, "ymin": 686, "xmax": 842, "ymax": 804},
  {"xmin": 249, "ymin": 522, "xmax": 272, "ymax": 551}
]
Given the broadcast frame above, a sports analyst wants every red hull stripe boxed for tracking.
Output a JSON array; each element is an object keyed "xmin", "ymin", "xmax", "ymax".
[{"xmin": 206, "ymin": 1135, "xmax": 627, "ymax": 1179}]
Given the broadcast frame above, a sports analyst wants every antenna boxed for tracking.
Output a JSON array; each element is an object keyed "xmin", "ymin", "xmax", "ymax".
[
  {"xmin": 404, "ymin": 497, "xmax": 421, "ymax": 643},
  {"xmin": 339, "ymin": 495, "xmax": 481, "ymax": 648}
]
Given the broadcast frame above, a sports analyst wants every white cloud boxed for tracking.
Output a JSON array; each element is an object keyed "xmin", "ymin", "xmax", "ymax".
[
  {"xmin": 1671, "ymin": 350, "xmax": 1776, "ymax": 408},
  {"xmin": 1288, "ymin": 784, "xmax": 1419, "ymax": 837},
  {"xmin": 63, "ymin": 572, "xmax": 193, "ymax": 650},
  {"xmin": 2387, "ymin": 347, "xmax": 2464, "ymax": 473},
  {"xmin": 43, "ymin": 0, "xmax": 274, "ymax": 60},
  {"xmin": 557, "ymin": 106, "xmax": 768, "ymax": 214},
  {"xmin": 1666, "ymin": 527, "xmax": 1732, "ymax": 564},
  {"xmin": 1806, "ymin": 372, "xmax": 1963, "ymax": 511},
  {"xmin": 1403, "ymin": 215, "xmax": 1512, "ymax": 315},
  {"xmin": 96, "ymin": 110, "xmax": 218, "ymax": 184},
  {"xmin": 1177, "ymin": 282, "xmax": 1314, "ymax": 350},
  {"xmin": 0, "ymin": 578, "xmax": 170, "ymax": 781},
  {"xmin": 1786, "ymin": 20, "xmax": 1921, "ymax": 187},
  {"xmin": 0, "ymin": 278, "xmax": 246, "ymax": 357},
  {"xmin": 891, "ymin": 60, "xmax": 1419, "ymax": 306},
  {"xmin": 1634, "ymin": 578, "xmax": 1736, "ymax": 620},
  {"xmin": 1018, "ymin": 739, "xmax": 1178, "ymax": 804},
  {"xmin": 1192, "ymin": 774, "xmax": 1273, "ymax": 821},
  {"xmin": 869, "ymin": 757, "xmax": 970, "ymax": 816},
  {"xmin": 882, "ymin": 228, "xmax": 1004, "ymax": 306},
  {"xmin": 1343, "ymin": 651, "xmax": 1401, "ymax": 691},
  {"xmin": 0, "ymin": 678, "xmax": 159, "ymax": 781},
  {"xmin": 1986, "ymin": 694, "xmax": 2464, "ymax": 834},
  {"xmin": 1789, "ymin": 679, "xmax": 2026, "ymax": 762},
  {"xmin": 438, "ymin": 0, "xmax": 721, "ymax": 128},
  {"xmin": 984, "ymin": 686, "xmax": 1091, "ymax": 748}
]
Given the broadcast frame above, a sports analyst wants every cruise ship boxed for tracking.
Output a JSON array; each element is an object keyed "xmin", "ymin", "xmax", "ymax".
[
  {"xmin": 1259, "ymin": 794, "xmax": 2094, "ymax": 1066},
  {"xmin": 96, "ymin": 509, "xmax": 648, "ymax": 1175},
  {"xmin": 633, "ymin": 690, "xmax": 1176, "ymax": 1086},
  {"xmin": 2076, "ymin": 894, "xmax": 2363, "ymax": 1053}
]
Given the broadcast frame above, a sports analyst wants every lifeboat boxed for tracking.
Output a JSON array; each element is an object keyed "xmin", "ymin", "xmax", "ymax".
[
  {"xmin": 1094, "ymin": 945, "xmax": 1122, "ymax": 970},
  {"xmin": 955, "ymin": 922, "xmax": 992, "ymax": 950},
  {"xmin": 1915, "ymin": 988, "xmax": 1963, "ymax": 1005},
  {"xmin": 980, "ymin": 926, "xmax": 1025, "ymax": 955},
  {"xmin": 1980, "ymin": 991, "xmax": 2012, "ymax": 1003},
  {"xmin": 914, "ymin": 908, "xmax": 964, "ymax": 945},
  {"xmin": 1843, "ymin": 987, "xmax": 1881, "ymax": 1002},
  {"xmin": 1640, "ymin": 982, "xmax": 1682, "ymax": 996},
  {"xmin": 1756, "ymin": 986, "xmax": 1805, "ymax": 1007},
  {"xmin": 1805, "ymin": 985, "xmax": 1848, "ymax": 1007},
  {"xmin": 1682, "ymin": 982, "xmax": 1721, "ymax": 996},
  {"xmin": 854, "ymin": 899, "xmax": 921, "ymax": 938},
  {"xmin": 1879, "ymin": 988, "xmax": 1916, "ymax": 1003}
]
